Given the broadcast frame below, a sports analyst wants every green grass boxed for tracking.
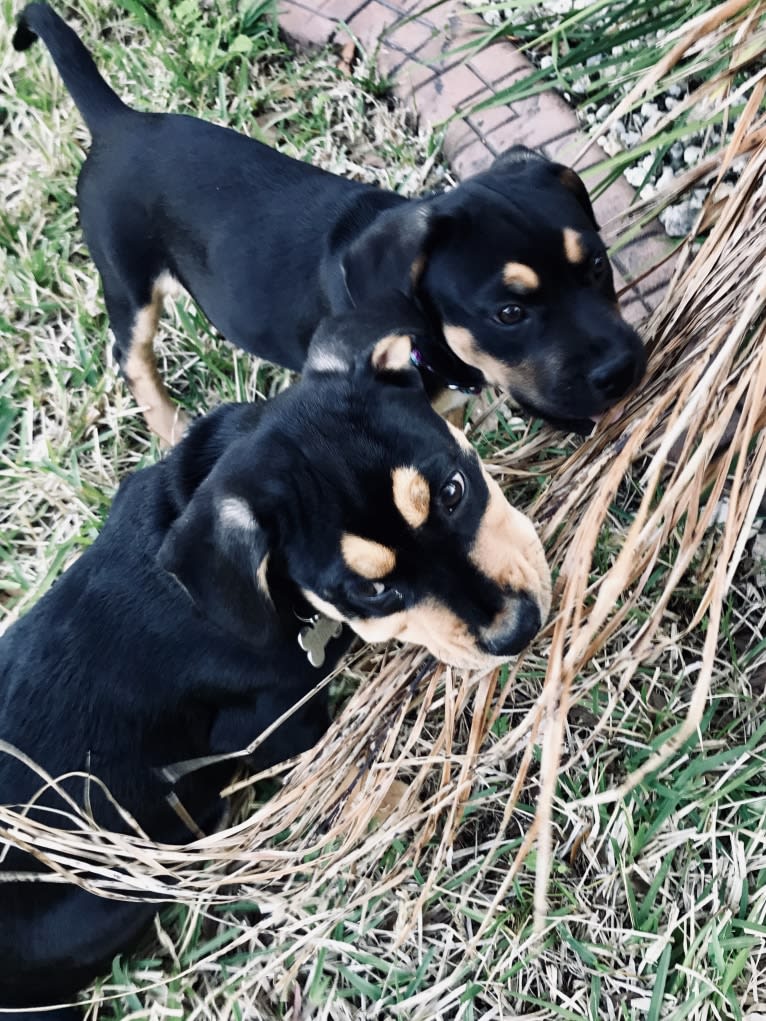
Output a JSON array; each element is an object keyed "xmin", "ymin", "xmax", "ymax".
[
  {"xmin": 2, "ymin": 1, "xmax": 766, "ymax": 1019},
  {"xmin": 459, "ymin": 0, "xmax": 766, "ymax": 208}
]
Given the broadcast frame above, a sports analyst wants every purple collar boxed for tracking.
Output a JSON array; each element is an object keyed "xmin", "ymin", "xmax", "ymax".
[{"xmin": 410, "ymin": 346, "xmax": 484, "ymax": 395}]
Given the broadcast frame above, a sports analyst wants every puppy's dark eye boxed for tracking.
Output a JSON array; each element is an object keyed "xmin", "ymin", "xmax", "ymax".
[
  {"xmin": 352, "ymin": 579, "xmax": 387, "ymax": 599},
  {"xmin": 496, "ymin": 304, "xmax": 526, "ymax": 326},
  {"xmin": 439, "ymin": 471, "xmax": 465, "ymax": 512},
  {"xmin": 346, "ymin": 580, "xmax": 404, "ymax": 612},
  {"xmin": 590, "ymin": 253, "xmax": 607, "ymax": 276}
]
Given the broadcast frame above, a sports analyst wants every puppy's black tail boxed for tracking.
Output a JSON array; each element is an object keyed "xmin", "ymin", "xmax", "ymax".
[{"xmin": 13, "ymin": 3, "xmax": 128, "ymax": 134}]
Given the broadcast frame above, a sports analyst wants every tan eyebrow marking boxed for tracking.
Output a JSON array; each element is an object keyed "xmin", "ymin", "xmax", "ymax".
[
  {"xmin": 392, "ymin": 467, "xmax": 430, "ymax": 529},
  {"xmin": 502, "ymin": 262, "xmax": 540, "ymax": 292},
  {"xmin": 341, "ymin": 533, "xmax": 396, "ymax": 579},
  {"xmin": 371, "ymin": 333, "xmax": 412, "ymax": 373},
  {"xmin": 563, "ymin": 227, "xmax": 586, "ymax": 264}
]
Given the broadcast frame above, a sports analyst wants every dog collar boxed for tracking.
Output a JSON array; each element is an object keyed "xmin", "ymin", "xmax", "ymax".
[
  {"xmin": 410, "ymin": 345, "xmax": 484, "ymax": 396},
  {"xmin": 296, "ymin": 610, "xmax": 344, "ymax": 668}
]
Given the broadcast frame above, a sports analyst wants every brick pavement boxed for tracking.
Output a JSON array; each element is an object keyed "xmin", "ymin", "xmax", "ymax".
[{"xmin": 277, "ymin": 0, "xmax": 675, "ymax": 323}]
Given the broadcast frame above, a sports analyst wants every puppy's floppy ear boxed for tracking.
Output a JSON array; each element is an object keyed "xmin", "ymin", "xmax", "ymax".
[
  {"xmin": 552, "ymin": 164, "xmax": 599, "ymax": 230},
  {"xmin": 304, "ymin": 317, "xmax": 356, "ymax": 377},
  {"xmin": 305, "ymin": 293, "xmax": 429, "ymax": 381},
  {"xmin": 340, "ymin": 202, "xmax": 442, "ymax": 306},
  {"xmin": 490, "ymin": 145, "xmax": 549, "ymax": 172},
  {"xmin": 158, "ymin": 485, "xmax": 272, "ymax": 643},
  {"xmin": 489, "ymin": 146, "xmax": 599, "ymax": 230},
  {"xmin": 164, "ymin": 402, "xmax": 262, "ymax": 508}
]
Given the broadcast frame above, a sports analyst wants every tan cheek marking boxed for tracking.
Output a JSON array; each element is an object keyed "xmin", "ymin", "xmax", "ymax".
[
  {"xmin": 123, "ymin": 271, "xmax": 189, "ymax": 447},
  {"xmin": 371, "ymin": 333, "xmax": 412, "ymax": 373},
  {"xmin": 443, "ymin": 327, "xmax": 548, "ymax": 409},
  {"xmin": 443, "ymin": 324, "xmax": 509, "ymax": 389},
  {"xmin": 350, "ymin": 600, "xmax": 504, "ymax": 671},
  {"xmin": 563, "ymin": 227, "xmax": 586, "ymax": 264},
  {"xmin": 306, "ymin": 589, "xmax": 509, "ymax": 671},
  {"xmin": 502, "ymin": 262, "xmax": 540, "ymax": 291},
  {"xmin": 341, "ymin": 533, "xmax": 396, "ymax": 579},
  {"xmin": 257, "ymin": 553, "xmax": 272, "ymax": 603},
  {"xmin": 445, "ymin": 419, "xmax": 473, "ymax": 453},
  {"xmin": 470, "ymin": 472, "xmax": 551, "ymax": 619},
  {"xmin": 302, "ymin": 590, "xmax": 349, "ymax": 624},
  {"xmin": 410, "ymin": 254, "xmax": 427, "ymax": 285},
  {"xmin": 504, "ymin": 357, "xmax": 545, "ymax": 406},
  {"xmin": 392, "ymin": 467, "xmax": 430, "ymax": 529}
]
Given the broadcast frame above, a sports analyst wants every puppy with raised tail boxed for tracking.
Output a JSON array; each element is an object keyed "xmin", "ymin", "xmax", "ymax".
[{"xmin": 12, "ymin": 3, "xmax": 646, "ymax": 442}]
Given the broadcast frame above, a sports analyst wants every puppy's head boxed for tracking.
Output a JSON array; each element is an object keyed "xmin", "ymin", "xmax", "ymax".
[
  {"xmin": 342, "ymin": 147, "xmax": 646, "ymax": 434},
  {"xmin": 159, "ymin": 300, "xmax": 551, "ymax": 670}
]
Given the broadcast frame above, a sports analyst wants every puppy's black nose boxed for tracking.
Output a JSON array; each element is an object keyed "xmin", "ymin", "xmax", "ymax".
[
  {"xmin": 588, "ymin": 350, "xmax": 638, "ymax": 402},
  {"xmin": 483, "ymin": 595, "xmax": 542, "ymax": 657}
]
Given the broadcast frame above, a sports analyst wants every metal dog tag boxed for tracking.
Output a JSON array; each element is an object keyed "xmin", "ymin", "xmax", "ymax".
[{"xmin": 298, "ymin": 614, "xmax": 343, "ymax": 668}]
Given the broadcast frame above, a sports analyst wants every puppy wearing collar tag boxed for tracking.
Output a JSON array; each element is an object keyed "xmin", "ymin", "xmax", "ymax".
[
  {"xmin": 298, "ymin": 614, "xmax": 344, "ymax": 668},
  {"xmin": 0, "ymin": 299, "xmax": 550, "ymax": 1019}
]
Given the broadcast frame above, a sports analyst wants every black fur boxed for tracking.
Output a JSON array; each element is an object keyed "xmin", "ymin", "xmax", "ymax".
[{"xmin": 13, "ymin": 3, "xmax": 646, "ymax": 433}]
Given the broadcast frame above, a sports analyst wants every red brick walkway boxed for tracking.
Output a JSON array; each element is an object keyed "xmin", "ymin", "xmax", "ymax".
[{"xmin": 277, "ymin": 0, "xmax": 674, "ymax": 324}]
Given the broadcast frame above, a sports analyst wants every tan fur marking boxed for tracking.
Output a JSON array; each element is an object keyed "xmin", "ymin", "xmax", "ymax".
[
  {"xmin": 502, "ymin": 262, "xmax": 540, "ymax": 292},
  {"xmin": 563, "ymin": 227, "xmax": 586, "ymax": 264},
  {"xmin": 371, "ymin": 333, "xmax": 412, "ymax": 373},
  {"xmin": 410, "ymin": 254, "xmax": 427, "ymax": 285},
  {"xmin": 443, "ymin": 324, "xmax": 509, "ymax": 388},
  {"xmin": 470, "ymin": 472, "xmax": 552, "ymax": 619},
  {"xmin": 302, "ymin": 468, "xmax": 551, "ymax": 669},
  {"xmin": 352, "ymin": 601, "xmax": 509, "ymax": 671},
  {"xmin": 123, "ymin": 271, "xmax": 189, "ymax": 447},
  {"xmin": 341, "ymin": 534, "xmax": 396, "ymax": 579},
  {"xmin": 439, "ymin": 336, "xmax": 551, "ymax": 443},
  {"xmin": 302, "ymin": 592, "xmax": 506, "ymax": 671},
  {"xmin": 257, "ymin": 553, "xmax": 272, "ymax": 603},
  {"xmin": 300, "ymin": 590, "xmax": 348, "ymax": 625},
  {"xmin": 304, "ymin": 564, "xmax": 549, "ymax": 670},
  {"xmin": 445, "ymin": 419, "xmax": 474, "ymax": 453},
  {"xmin": 392, "ymin": 467, "xmax": 430, "ymax": 529}
]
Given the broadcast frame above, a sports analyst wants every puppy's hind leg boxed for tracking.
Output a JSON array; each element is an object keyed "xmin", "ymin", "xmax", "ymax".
[{"xmin": 105, "ymin": 274, "xmax": 190, "ymax": 447}]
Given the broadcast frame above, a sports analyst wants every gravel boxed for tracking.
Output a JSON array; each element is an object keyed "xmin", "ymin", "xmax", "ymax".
[{"xmin": 468, "ymin": 1, "xmax": 755, "ymax": 238}]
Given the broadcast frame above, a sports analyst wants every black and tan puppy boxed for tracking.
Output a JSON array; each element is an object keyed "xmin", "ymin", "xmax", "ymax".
[
  {"xmin": 0, "ymin": 302, "xmax": 550, "ymax": 1020},
  {"xmin": 12, "ymin": 4, "xmax": 646, "ymax": 443}
]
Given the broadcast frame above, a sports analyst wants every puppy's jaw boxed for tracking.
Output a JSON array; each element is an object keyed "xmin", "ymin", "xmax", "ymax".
[
  {"xmin": 442, "ymin": 324, "xmax": 509, "ymax": 389},
  {"xmin": 471, "ymin": 474, "xmax": 551, "ymax": 620},
  {"xmin": 301, "ymin": 590, "xmax": 515, "ymax": 671}
]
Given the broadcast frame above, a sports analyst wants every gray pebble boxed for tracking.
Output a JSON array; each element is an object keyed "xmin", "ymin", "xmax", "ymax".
[{"xmin": 684, "ymin": 145, "xmax": 702, "ymax": 166}]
